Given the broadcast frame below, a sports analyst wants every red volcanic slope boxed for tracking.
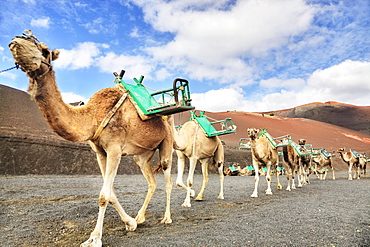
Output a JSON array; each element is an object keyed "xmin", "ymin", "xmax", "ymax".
[{"xmin": 174, "ymin": 110, "xmax": 370, "ymax": 154}]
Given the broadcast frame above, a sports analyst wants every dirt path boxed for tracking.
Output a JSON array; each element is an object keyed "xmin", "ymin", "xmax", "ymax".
[{"xmin": 1, "ymin": 172, "xmax": 369, "ymax": 247}]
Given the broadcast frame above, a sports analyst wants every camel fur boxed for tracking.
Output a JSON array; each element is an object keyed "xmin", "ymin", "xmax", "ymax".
[
  {"xmin": 247, "ymin": 128, "xmax": 281, "ymax": 198},
  {"xmin": 337, "ymin": 148, "xmax": 361, "ymax": 180},
  {"xmin": 170, "ymin": 117, "xmax": 224, "ymax": 207},
  {"xmin": 9, "ymin": 34, "xmax": 175, "ymax": 247},
  {"xmin": 281, "ymin": 140, "xmax": 299, "ymax": 191},
  {"xmin": 297, "ymin": 139, "xmax": 311, "ymax": 186},
  {"xmin": 311, "ymin": 149, "xmax": 335, "ymax": 180}
]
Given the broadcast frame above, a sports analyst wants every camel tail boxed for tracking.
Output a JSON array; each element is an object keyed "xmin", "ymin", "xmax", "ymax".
[
  {"xmin": 153, "ymin": 161, "xmax": 163, "ymax": 174},
  {"xmin": 282, "ymin": 146, "xmax": 289, "ymax": 163}
]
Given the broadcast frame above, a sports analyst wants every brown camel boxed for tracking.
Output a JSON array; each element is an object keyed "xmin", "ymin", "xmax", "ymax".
[
  {"xmin": 170, "ymin": 117, "xmax": 224, "ymax": 207},
  {"xmin": 281, "ymin": 140, "xmax": 299, "ymax": 191},
  {"xmin": 297, "ymin": 139, "xmax": 312, "ymax": 186},
  {"xmin": 311, "ymin": 149, "xmax": 335, "ymax": 180},
  {"xmin": 247, "ymin": 128, "xmax": 281, "ymax": 197},
  {"xmin": 337, "ymin": 148, "xmax": 361, "ymax": 180},
  {"xmin": 9, "ymin": 32, "xmax": 177, "ymax": 247}
]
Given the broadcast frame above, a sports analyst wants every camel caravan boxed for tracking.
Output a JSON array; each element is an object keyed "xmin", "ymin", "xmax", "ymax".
[{"xmin": 7, "ymin": 30, "xmax": 368, "ymax": 247}]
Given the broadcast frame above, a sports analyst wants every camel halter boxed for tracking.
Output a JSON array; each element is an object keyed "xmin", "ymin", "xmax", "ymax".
[{"xmin": 91, "ymin": 86, "xmax": 128, "ymax": 141}]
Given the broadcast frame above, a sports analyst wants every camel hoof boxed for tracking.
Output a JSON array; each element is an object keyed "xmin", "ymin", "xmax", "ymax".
[
  {"xmin": 80, "ymin": 237, "xmax": 102, "ymax": 247},
  {"xmin": 195, "ymin": 197, "xmax": 203, "ymax": 201},
  {"xmin": 250, "ymin": 193, "xmax": 258, "ymax": 198},
  {"xmin": 125, "ymin": 218, "xmax": 137, "ymax": 232},
  {"xmin": 135, "ymin": 214, "xmax": 145, "ymax": 225},
  {"xmin": 292, "ymin": 185, "xmax": 296, "ymax": 189},
  {"xmin": 217, "ymin": 195, "xmax": 224, "ymax": 200},
  {"xmin": 182, "ymin": 199, "xmax": 191, "ymax": 207},
  {"xmin": 286, "ymin": 188, "xmax": 291, "ymax": 191},
  {"xmin": 298, "ymin": 185, "xmax": 302, "ymax": 188},
  {"xmin": 161, "ymin": 217, "xmax": 172, "ymax": 224},
  {"xmin": 265, "ymin": 191, "xmax": 273, "ymax": 195}
]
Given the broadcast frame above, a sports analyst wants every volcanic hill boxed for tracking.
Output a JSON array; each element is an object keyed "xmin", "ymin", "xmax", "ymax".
[{"xmin": 1, "ymin": 84, "xmax": 369, "ymax": 175}]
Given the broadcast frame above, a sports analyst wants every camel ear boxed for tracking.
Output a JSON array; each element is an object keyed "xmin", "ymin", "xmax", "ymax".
[{"xmin": 52, "ymin": 49, "xmax": 60, "ymax": 61}]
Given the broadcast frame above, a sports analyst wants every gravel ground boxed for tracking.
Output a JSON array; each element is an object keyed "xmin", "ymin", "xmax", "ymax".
[{"xmin": 0, "ymin": 172, "xmax": 369, "ymax": 247}]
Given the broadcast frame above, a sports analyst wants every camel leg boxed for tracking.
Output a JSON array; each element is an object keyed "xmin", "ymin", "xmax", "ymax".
[
  {"xmin": 348, "ymin": 163, "xmax": 353, "ymax": 180},
  {"xmin": 133, "ymin": 151, "xmax": 163, "ymax": 224},
  {"xmin": 314, "ymin": 164, "xmax": 319, "ymax": 179},
  {"xmin": 217, "ymin": 160, "xmax": 225, "ymax": 199},
  {"xmin": 152, "ymin": 136, "xmax": 174, "ymax": 224},
  {"xmin": 284, "ymin": 165, "xmax": 292, "ymax": 191},
  {"xmin": 297, "ymin": 164, "xmax": 303, "ymax": 188},
  {"xmin": 195, "ymin": 158, "xmax": 210, "ymax": 201},
  {"xmin": 92, "ymin": 145, "xmax": 136, "ymax": 230},
  {"xmin": 251, "ymin": 161, "xmax": 259, "ymax": 198},
  {"xmin": 323, "ymin": 169, "xmax": 328, "ymax": 180},
  {"xmin": 291, "ymin": 168, "xmax": 297, "ymax": 189},
  {"xmin": 356, "ymin": 165, "xmax": 361, "ymax": 179},
  {"xmin": 276, "ymin": 164, "xmax": 282, "ymax": 190},
  {"xmin": 265, "ymin": 164, "xmax": 273, "ymax": 195},
  {"xmin": 81, "ymin": 146, "xmax": 131, "ymax": 247},
  {"xmin": 182, "ymin": 156, "xmax": 198, "ymax": 207},
  {"xmin": 214, "ymin": 143, "xmax": 224, "ymax": 199},
  {"xmin": 331, "ymin": 167, "xmax": 336, "ymax": 180},
  {"xmin": 363, "ymin": 164, "xmax": 366, "ymax": 178},
  {"xmin": 175, "ymin": 150, "xmax": 188, "ymax": 191}
]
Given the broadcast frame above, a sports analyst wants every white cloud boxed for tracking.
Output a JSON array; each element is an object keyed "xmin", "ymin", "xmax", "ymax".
[
  {"xmin": 83, "ymin": 17, "xmax": 106, "ymax": 34},
  {"xmin": 134, "ymin": 0, "xmax": 314, "ymax": 82},
  {"xmin": 192, "ymin": 87, "xmax": 248, "ymax": 112},
  {"xmin": 193, "ymin": 60, "xmax": 370, "ymax": 112},
  {"xmin": 30, "ymin": 17, "xmax": 50, "ymax": 28},
  {"xmin": 54, "ymin": 42, "xmax": 104, "ymax": 70},
  {"xmin": 95, "ymin": 52, "xmax": 155, "ymax": 80},
  {"xmin": 0, "ymin": 71, "xmax": 17, "ymax": 80},
  {"xmin": 260, "ymin": 78, "xmax": 305, "ymax": 91},
  {"xmin": 62, "ymin": 92, "xmax": 89, "ymax": 104}
]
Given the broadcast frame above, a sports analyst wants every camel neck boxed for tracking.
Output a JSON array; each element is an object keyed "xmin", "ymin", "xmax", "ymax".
[{"xmin": 30, "ymin": 70, "xmax": 90, "ymax": 142}]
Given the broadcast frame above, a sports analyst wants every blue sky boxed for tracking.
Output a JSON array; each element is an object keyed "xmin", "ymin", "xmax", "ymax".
[{"xmin": 1, "ymin": 0, "xmax": 369, "ymax": 112}]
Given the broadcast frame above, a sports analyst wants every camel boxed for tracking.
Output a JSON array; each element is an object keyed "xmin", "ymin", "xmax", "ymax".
[
  {"xmin": 359, "ymin": 154, "xmax": 367, "ymax": 177},
  {"xmin": 297, "ymin": 139, "xmax": 312, "ymax": 186},
  {"xmin": 311, "ymin": 149, "xmax": 335, "ymax": 180},
  {"xmin": 281, "ymin": 140, "xmax": 299, "ymax": 191},
  {"xmin": 9, "ymin": 32, "xmax": 177, "ymax": 247},
  {"xmin": 170, "ymin": 116, "xmax": 224, "ymax": 207},
  {"xmin": 337, "ymin": 148, "xmax": 361, "ymax": 180},
  {"xmin": 224, "ymin": 163, "xmax": 241, "ymax": 176},
  {"xmin": 247, "ymin": 128, "xmax": 281, "ymax": 197}
]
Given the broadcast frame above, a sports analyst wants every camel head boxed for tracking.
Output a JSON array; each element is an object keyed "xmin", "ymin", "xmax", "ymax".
[
  {"xmin": 298, "ymin": 139, "xmax": 306, "ymax": 145},
  {"xmin": 9, "ymin": 30, "xmax": 60, "ymax": 75},
  {"xmin": 247, "ymin": 128, "xmax": 259, "ymax": 140},
  {"xmin": 338, "ymin": 147, "xmax": 345, "ymax": 153}
]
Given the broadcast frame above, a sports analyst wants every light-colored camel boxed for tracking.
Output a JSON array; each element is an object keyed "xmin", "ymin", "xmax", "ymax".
[
  {"xmin": 224, "ymin": 163, "xmax": 241, "ymax": 176},
  {"xmin": 9, "ymin": 34, "xmax": 175, "ymax": 247},
  {"xmin": 171, "ymin": 117, "xmax": 224, "ymax": 207},
  {"xmin": 247, "ymin": 128, "xmax": 281, "ymax": 197},
  {"xmin": 337, "ymin": 148, "xmax": 361, "ymax": 180},
  {"xmin": 359, "ymin": 154, "xmax": 367, "ymax": 178},
  {"xmin": 311, "ymin": 149, "xmax": 335, "ymax": 180}
]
